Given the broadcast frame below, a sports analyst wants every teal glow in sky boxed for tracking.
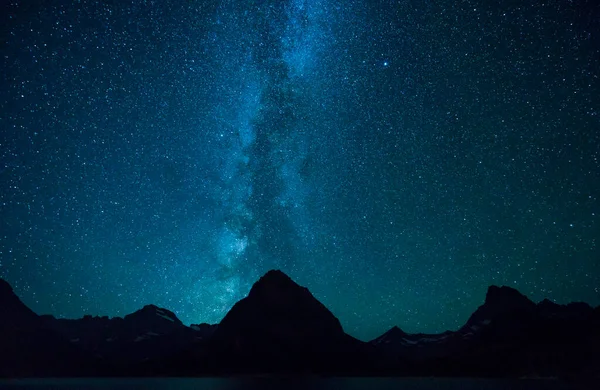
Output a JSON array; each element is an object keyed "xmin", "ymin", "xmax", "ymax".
[{"xmin": 1, "ymin": 0, "xmax": 599, "ymax": 341}]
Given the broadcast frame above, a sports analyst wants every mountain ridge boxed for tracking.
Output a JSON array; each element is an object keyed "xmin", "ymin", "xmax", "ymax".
[
  {"xmin": 4, "ymin": 275, "xmax": 594, "ymax": 340},
  {"xmin": 1, "ymin": 270, "xmax": 599, "ymax": 378}
]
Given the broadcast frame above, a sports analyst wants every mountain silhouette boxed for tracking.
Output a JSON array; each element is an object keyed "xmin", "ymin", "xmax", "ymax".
[
  {"xmin": 0, "ymin": 278, "xmax": 38, "ymax": 327},
  {"xmin": 0, "ymin": 278, "xmax": 98, "ymax": 377},
  {"xmin": 1, "ymin": 271, "xmax": 599, "ymax": 379},
  {"xmin": 206, "ymin": 269, "xmax": 373, "ymax": 374}
]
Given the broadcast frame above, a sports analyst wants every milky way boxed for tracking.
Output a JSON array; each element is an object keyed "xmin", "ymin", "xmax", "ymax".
[{"xmin": 1, "ymin": 0, "xmax": 599, "ymax": 340}]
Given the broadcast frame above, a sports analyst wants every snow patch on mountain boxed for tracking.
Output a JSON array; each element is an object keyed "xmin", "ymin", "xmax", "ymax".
[{"xmin": 156, "ymin": 312, "xmax": 175, "ymax": 322}]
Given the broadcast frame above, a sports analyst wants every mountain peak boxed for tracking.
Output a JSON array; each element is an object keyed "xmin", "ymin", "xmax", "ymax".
[
  {"xmin": 243, "ymin": 270, "xmax": 341, "ymax": 331},
  {"xmin": 383, "ymin": 325, "xmax": 406, "ymax": 336},
  {"xmin": 390, "ymin": 325, "xmax": 406, "ymax": 333},
  {"xmin": 464, "ymin": 285, "xmax": 536, "ymax": 328},
  {"xmin": 247, "ymin": 269, "xmax": 307, "ymax": 299},
  {"xmin": 139, "ymin": 304, "xmax": 164, "ymax": 314},
  {"xmin": 372, "ymin": 325, "xmax": 407, "ymax": 344},
  {"xmin": 484, "ymin": 285, "xmax": 533, "ymax": 309},
  {"xmin": 262, "ymin": 269, "xmax": 291, "ymax": 281},
  {"xmin": 212, "ymin": 269, "xmax": 346, "ymax": 365},
  {"xmin": 124, "ymin": 304, "xmax": 182, "ymax": 327}
]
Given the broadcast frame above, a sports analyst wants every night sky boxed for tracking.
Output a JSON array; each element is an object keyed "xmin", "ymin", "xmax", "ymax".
[{"xmin": 1, "ymin": 0, "xmax": 599, "ymax": 341}]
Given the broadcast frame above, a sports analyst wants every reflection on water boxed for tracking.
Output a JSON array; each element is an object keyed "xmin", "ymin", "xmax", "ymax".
[{"xmin": 0, "ymin": 378, "xmax": 582, "ymax": 390}]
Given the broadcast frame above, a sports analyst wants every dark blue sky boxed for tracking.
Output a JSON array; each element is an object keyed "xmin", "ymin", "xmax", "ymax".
[{"xmin": 1, "ymin": 0, "xmax": 599, "ymax": 341}]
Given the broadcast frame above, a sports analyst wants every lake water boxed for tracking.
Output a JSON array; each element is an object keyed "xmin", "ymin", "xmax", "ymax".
[{"xmin": 0, "ymin": 378, "xmax": 586, "ymax": 390}]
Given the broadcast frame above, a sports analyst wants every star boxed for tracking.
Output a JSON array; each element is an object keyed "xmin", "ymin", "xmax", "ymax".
[{"xmin": 0, "ymin": 0, "xmax": 598, "ymax": 342}]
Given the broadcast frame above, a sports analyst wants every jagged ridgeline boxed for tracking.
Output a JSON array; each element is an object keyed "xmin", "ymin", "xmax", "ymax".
[{"xmin": 1, "ymin": 272, "xmax": 599, "ymax": 378}]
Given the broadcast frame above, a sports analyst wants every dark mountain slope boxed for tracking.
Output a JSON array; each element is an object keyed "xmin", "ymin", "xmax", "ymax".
[
  {"xmin": 41, "ymin": 303, "xmax": 208, "ymax": 368},
  {"xmin": 1, "ymin": 274, "xmax": 598, "ymax": 378},
  {"xmin": 370, "ymin": 285, "xmax": 600, "ymax": 378},
  {"xmin": 0, "ymin": 279, "xmax": 99, "ymax": 377},
  {"xmin": 204, "ymin": 270, "xmax": 378, "ymax": 374}
]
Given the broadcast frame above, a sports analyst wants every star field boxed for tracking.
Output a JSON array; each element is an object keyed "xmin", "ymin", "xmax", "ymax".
[{"xmin": 1, "ymin": 0, "xmax": 599, "ymax": 341}]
